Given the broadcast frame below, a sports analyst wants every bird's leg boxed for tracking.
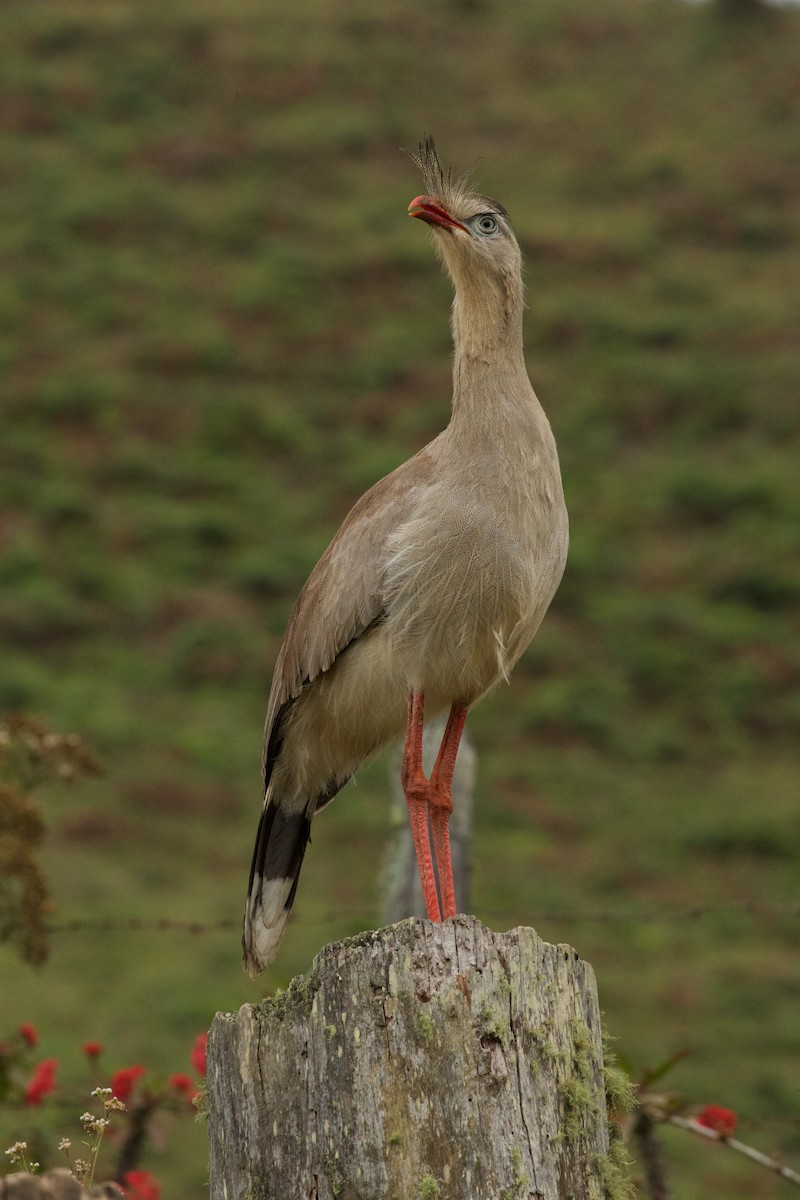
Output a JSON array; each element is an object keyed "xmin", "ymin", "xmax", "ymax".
[
  {"xmin": 428, "ymin": 704, "xmax": 468, "ymax": 921},
  {"xmin": 400, "ymin": 690, "xmax": 442, "ymax": 923}
]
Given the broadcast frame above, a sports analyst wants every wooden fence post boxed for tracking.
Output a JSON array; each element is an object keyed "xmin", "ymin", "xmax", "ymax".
[{"xmin": 207, "ymin": 916, "xmax": 624, "ymax": 1200}]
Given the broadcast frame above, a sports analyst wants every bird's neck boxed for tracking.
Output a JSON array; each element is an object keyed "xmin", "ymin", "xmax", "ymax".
[{"xmin": 449, "ymin": 269, "xmax": 531, "ymax": 419}]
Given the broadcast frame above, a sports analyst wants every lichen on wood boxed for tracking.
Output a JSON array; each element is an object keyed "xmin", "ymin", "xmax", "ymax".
[{"xmin": 207, "ymin": 915, "xmax": 628, "ymax": 1199}]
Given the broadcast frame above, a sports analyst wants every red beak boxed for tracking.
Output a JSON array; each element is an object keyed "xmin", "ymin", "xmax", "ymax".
[{"xmin": 408, "ymin": 195, "xmax": 468, "ymax": 233}]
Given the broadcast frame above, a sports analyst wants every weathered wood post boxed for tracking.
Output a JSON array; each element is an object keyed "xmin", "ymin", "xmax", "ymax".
[{"xmin": 207, "ymin": 916, "xmax": 626, "ymax": 1200}]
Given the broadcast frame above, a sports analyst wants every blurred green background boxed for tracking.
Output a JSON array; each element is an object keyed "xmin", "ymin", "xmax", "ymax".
[{"xmin": 1, "ymin": 0, "xmax": 799, "ymax": 1194}]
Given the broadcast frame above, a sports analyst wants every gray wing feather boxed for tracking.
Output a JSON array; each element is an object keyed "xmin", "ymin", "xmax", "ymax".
[{"xmin": 261, "ymin": 446, "xmax": 438, "ymax": 779}]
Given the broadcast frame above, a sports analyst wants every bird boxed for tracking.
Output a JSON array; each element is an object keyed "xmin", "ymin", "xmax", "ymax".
[{"xmin": 242, "ymin": 138, "xmax": 568, "ymax": 978}]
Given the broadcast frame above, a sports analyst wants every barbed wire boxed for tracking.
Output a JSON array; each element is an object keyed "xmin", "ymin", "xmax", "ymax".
[
  {"xmin": 46, "ymin": 917, "xmax": 240, "ymax": 935},
  {"xmin": 44, "ymin": 900, "xmax": 800, "ymax": 937}
]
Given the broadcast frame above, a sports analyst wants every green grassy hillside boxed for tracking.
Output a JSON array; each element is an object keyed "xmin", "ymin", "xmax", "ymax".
[{"xmin": 1, "ymin": 0, "xmax": 799, "ymax": 1194}]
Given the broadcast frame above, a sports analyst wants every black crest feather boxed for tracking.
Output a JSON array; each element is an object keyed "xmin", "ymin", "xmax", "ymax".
[{"xmin": 405, "ymin": 136, "xmax": 508, "ymax": 219}]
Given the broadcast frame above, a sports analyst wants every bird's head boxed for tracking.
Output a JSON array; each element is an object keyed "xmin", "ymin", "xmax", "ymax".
[{"xmin": 407, "ymin": 138, "xmax": 523, "ymax": 355}]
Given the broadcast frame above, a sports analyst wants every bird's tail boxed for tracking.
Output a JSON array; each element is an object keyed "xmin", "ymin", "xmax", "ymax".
[{"xmin": 242, "ymin": 799, "xmax": 311, "ymax": 978}]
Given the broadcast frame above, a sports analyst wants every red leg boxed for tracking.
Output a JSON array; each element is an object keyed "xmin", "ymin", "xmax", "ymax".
[
  {"xmin": 400, "ymin": 691, "xmax": 442, "ymax": 923},
  {"xmin": 429, "ymin": 705, "xmax": 468, "ymax": 920}
]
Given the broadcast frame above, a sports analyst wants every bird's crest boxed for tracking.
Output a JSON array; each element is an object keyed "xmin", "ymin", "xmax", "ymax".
[{"xmin": 407, "ymin": 137, "xmax": 507, "ymax": 219}]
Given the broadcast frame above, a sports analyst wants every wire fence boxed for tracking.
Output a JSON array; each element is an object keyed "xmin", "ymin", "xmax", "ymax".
[{"xmin": 44, "ymin": 900, "xmax": 800, "ymax": 938}]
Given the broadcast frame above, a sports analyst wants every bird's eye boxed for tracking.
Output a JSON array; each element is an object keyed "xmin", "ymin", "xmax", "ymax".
[{"xmin": 473, "ymin": 214, "xmax": 499, "ymax": 236}]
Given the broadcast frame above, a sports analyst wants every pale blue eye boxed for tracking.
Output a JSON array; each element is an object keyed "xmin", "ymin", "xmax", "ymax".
[{"xmin": 473, "ymin": 214, "xmax": 499, "ymax": 236}]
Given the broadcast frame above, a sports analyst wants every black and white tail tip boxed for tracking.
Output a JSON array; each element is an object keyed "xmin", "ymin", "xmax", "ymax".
[{"xmin": 242, "ymin": 803, "xmax": 310, "ymax": 978}]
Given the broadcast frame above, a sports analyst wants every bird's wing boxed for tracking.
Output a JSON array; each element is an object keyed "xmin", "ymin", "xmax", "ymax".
[{"xmin": 261, "ymin": 443, "xmax": 439, "ymax": 784}]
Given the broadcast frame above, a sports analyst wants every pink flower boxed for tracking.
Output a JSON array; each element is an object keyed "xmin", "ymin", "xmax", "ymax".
[
  {"xmin": 25, "ymin": 1057, "xmax": 58, "ymax": 1105},
  {"xmin": 83, "ymin": 1041, "xmax": 103, "ymax": 1059},
  {"xmin": 190, "ymin": 1033, "xmax": 207, "ymax": 1077},
  {"xmin": 111, "ymin": 1064, "xmax": 147, "ymax": 1101},
  {"xmin": 697, "ymin": 1104, "xmax": 737, "ymax": 1137},
  {"xmin": 121, "ymin": 1169, "xmax": 161, "ymax": 1200},
  {"xmin": 19, "ymin": 1023, "xmax": 38, "ymax": 1048}
]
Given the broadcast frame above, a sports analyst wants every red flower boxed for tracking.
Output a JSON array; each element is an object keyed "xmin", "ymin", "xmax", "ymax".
[
  {"xmin": 190, "ymin": 1033, "xmax": 207, "ymax": 1077},
  {"xmin": 169, "ymin": 1075, "xmax": 196, "ymax": 1099},
  {"xmin": 83, "ymin": 1041, "xmax": 103, "ymax": 1059},
  {"xmin": 25, "ymin": 1057, "xmax": 58, "ymax": 1105},
  {"xmin": 19, "ymin": 1023, "xmax": 38, "ymax": 1048},
  {"xmin": 121, "ymin": 1169, "xmax": 161, "ymax": 1200},
  {"xmin": 111, "ymin": 1064, "xmax": 147, "ymax": 1101},
  {"xmin": 697, "ymin": 1104, "xmax": 738, "ymax": 1137}
]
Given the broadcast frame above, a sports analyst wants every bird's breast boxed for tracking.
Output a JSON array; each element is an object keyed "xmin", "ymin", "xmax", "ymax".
[{"xmin": 382, "ymin": 475, "xmax": 567, "ymax": 704}]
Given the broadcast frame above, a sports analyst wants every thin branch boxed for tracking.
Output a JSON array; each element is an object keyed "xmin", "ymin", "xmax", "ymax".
[
  {"xmin": 669, "ymin": 1115, "xmax": 800, "ymax": 1187},
  {"xmin": 114, "ymin": 1096, "xmax": 158, "ymax": 1181},
  {"xmin": 632, "ymin": 1111, "xmax": 670, "ymax": 1200}
]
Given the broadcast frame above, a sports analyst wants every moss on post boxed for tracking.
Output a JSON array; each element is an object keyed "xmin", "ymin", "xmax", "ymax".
[{"xmin": 207, "ymin": 916, "xmax": 630, "ymax": 1200}]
